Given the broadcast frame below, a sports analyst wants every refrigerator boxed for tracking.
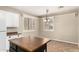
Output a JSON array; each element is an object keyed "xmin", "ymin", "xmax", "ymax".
[{"xmin": 0, "ymin": 11, "xmax": 6, "ymax": 52}]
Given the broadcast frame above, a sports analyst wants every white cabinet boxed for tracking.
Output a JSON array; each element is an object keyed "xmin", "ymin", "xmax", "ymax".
[
  {"xmin": 0, "ymin": 32, "xmax": 6, "ymax": 51},
  {"xmin": 0, "ymin": 10, "xmax": 6, "ymax": 51},
  {"xmin": 6, "ymin": 12, "xmax": 19, "ymax": 27},
  {"xmin": 0, "ymin": 13, "xmax": 6, "ymax": 31}
]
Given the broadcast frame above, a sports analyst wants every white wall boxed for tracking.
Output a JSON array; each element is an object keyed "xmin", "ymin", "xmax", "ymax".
[
  {"xmin": 7, "ymin": 27, "xmax": 18, "ymax": 32},
  {"xmin": 39, "ymin": 12, "xmax": 78, "ymax": 44},
  {"xmin": 54, "ymin": 13, "xmax": 77, "ymax": 44},
  {"xmin": 78, "ymin": 11, "xmax": 79, "ymax": 45}
]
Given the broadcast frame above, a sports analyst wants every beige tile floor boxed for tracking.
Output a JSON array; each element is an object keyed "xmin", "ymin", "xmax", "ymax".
[{"xmin": 47, "ymin": 40, "xmax": 79, "ymax": 52}]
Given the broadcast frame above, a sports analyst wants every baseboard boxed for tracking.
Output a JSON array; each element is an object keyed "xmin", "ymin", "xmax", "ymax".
[{"xmin": 51, "ymin": 39, "xmax": 78, "ymax": 45}]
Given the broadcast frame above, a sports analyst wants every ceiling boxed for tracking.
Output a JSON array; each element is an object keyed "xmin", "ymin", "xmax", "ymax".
[{"xmin": 10, "ymin": 6, "xmax": 79, "ymax": 17}]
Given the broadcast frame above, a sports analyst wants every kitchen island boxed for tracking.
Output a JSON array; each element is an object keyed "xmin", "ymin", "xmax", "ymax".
[{"xmin": 9, "ymin": 37, "xmax": 50, "ymax": 52}]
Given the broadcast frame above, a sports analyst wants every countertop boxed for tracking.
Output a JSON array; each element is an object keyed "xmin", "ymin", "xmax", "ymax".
[{"xmin": 9, "ymin": 37, "xmax": 50, "ymax": 52}]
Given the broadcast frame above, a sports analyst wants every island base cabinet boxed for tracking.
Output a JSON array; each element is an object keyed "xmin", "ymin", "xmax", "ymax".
[{"xmin": 9, "ymin": 42, "xmax": 47, "ymax": 52}]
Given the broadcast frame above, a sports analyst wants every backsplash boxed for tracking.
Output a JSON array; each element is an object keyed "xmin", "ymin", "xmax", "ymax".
[{"xmin": 7, "ymin": 27, "xmax": 18, "ymax": 32}]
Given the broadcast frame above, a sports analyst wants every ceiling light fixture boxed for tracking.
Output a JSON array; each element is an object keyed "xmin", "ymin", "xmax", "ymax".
[{"xmin": 43, "ymin": 9, "xmax": 50, "ymax": 22}]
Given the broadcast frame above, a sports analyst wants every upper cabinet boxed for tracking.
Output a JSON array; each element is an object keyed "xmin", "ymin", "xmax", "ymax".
[
  {"xmin": 0, "ymin": 10, "xmax": 6, "ymax": 31},
  {"xmin": 6, "ymin": 12, "xmax": 20, "ymax": 27}
]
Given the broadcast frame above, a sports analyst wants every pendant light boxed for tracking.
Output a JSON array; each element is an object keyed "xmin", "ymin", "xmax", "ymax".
[{"xmin": 43, "ymin": 9, "xmax": 50, "ymax": 22}]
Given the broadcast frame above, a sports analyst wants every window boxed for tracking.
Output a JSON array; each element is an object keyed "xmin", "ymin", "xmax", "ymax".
[
  {"xmin": 43, "ymin": 16, "xmax": 54, "ymax": 31},
  {"xmin": 24, "ymin": 18, "xmax": 29, "ymax": 30},
  {"xmin": 24, "ymin": 17, "xmax": 36, "ymax": 31}
]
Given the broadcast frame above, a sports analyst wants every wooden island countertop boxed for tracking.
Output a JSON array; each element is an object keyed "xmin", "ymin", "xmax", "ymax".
[{"xmin": 9, "ymin": 37, "xmax": 50, "ymax": 52}]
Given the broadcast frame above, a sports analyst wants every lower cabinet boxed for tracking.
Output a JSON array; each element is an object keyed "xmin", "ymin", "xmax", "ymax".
[
  {"xmin": 17, "ymin": 47, "xmax": 27, "ymax": 52},
  {"xmin": 9, "ymin": 43, "xmax": 16, "ymax": 52},
  {"xmin": 9, "ymin": 48, "xmax": 16, "ymax": 52},
  {"xmin": 9, "ymin": 42, "xmax": 47, "ymax": 52},
  {"xmin": 9, "ymin": 42, "xmax": 26, "ymax": 52}
]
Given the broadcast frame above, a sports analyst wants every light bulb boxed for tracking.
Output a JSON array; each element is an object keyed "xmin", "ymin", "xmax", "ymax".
[{"xmin": 43, "ymin": 19, "xmax": 47, "ymax": 22}]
